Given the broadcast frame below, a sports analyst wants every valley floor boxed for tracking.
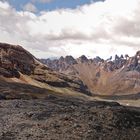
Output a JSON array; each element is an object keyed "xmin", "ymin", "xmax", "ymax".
[{"xmin": 0, "ymin": 97, "xmax": 140, "ymax": 140}]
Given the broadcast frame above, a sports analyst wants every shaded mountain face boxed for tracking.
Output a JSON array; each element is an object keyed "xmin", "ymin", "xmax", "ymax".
[
  {"xmin": 41, "ymin": 51, "xmax": 140, "ymax": 95},
  {"xmin": 0, "ymin": 43, "xmax": 90, "ymax": 96}
]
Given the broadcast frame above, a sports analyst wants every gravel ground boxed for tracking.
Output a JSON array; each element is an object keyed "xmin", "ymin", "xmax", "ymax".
[{"xmin": 0, "ymin": 97, "xmax": 140, "ymax": 140}]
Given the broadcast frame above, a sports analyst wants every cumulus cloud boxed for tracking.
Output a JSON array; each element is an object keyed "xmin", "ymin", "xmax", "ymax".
[
  {"xmin": 0, "ymin": 0, "xmax": 140, "ymax": 59},
  {"xmin": 23, "ymin": 2, "xmax": 37, "ymax": 12}
]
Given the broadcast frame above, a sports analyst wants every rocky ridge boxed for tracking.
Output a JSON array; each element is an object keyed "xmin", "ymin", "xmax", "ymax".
[
  {"xmin": 41, "ymin": 51, "xmax": 140, "ymax": 73},
  {"xmin": 0, "ymin": 43, "xmax": 90, "ymax": 96},
  {"xmin": 41, "ymin": 51, "xmax": 140, "ymax": 95}
]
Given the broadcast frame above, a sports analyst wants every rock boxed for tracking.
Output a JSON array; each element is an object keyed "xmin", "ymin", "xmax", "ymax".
[
  {"xmin": 0, "ymin": 43, "xmax": 35, "ymax": 77},
  {"xmin": 40, "ymin": 50, "xmax": 140, "ymax": 95},
  {"xmin": 127, "ymin": 51, "xmax": 140, "ymax": 72},
  {"xmin": 65, "ymin": 55, "xmax": 77, "ymax": 65},
  {"xmin": 93, "ymin": 56, "xmax": 104, "ymax": 63},
  {"xmin": 77, "ymin": 55, "xmax": 88, "ymax": 63}
]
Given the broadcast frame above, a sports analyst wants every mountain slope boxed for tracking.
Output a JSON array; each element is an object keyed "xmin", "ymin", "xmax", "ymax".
[
  {"xmin": 0, "ymin": 42, "xmax": 91, "ymax": 99},
  {"xmin": 41, "ymin": 52, "xmax": 140, "ymax": 95},
  {"xmin": 0, "ymin": 43, "xmax": 140, "ymax": 140}
]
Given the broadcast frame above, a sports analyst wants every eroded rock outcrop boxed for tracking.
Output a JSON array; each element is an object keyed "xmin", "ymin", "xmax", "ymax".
[
  {"xmin": 0, "ymin": 43, "xmax": 35, "ymax": 77},
  {"xmin": 127, "ymin": 51, "xmax": 140, "ymax": 72}
]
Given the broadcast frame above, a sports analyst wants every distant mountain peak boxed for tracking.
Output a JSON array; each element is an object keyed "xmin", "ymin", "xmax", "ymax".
[
  {"xmin": 77, "ymin": 55, "xmax": 88, "ymax": 63},
  {"xmin": 41, "ymin": 50, "xmax": 140, "ymax": 95}
]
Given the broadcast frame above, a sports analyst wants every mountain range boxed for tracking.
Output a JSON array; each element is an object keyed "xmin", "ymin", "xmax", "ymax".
[
  {"xmin": 0, "ymin": 42, "xmax": 140, "ymax": 139},
  {"xmin": 40, "ymin": 51, "xmax": 140, "ymax": 96},
  {"xmin": 0, "ymin": 42, "xmax": 92, "ymax": 100},
  {"xmin": 0, "ymin": 42, "xmax": 140, "ymax": 104}
]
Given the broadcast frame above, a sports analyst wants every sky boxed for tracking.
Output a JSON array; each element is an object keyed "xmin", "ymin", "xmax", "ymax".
[{"xmin": 0, "ymin": 0, "xmax": 140, "ymax": 59}]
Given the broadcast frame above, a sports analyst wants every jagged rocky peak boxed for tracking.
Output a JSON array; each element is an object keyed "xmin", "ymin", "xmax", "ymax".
[
  {"xmin": 42, "ymin": 55, "xmax": 77, "ymax": 71},
  {"xmin": 126, "ymin": 50, "xmax": 140, "ymax": 72},
  {"xmin": 93, "ymin": 56, "xmax": 104, "ymax": 63},
  {"xmin": 40, "ymin": 51, "xmax": 140, "ymax": 73},
  {"xmin": 135, "ymin": 51, "xmax": 140, "ymax": 63},
  {"xmin": 58, "ymin": 55, "xmax": 77, "ymax": 64},
  {"xmin": 64, "ymin": 55, "xmax": 77, "ymax": 65},
  {"xmin": 104, "ymin": 51, "xmax": 140, "ymax": 72},
  {"xmin": 77, "ymin": 55, "xmax": 88, "ymax": 63},
  {"xmin": 104, "ymin": 54, "xmax": 128, "ymax": 72},
  {"xmin": 59, "ymin": 56, "xmax": 64, "ymax": 61}
]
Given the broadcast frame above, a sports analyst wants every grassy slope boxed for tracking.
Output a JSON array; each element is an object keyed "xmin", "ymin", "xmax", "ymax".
[{"xmin": 0, "ymin": 75, "xmax": 91, "ymax": 100}]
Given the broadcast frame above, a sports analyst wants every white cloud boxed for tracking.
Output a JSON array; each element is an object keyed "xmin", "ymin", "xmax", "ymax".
[
  {"xmin": 0, "ymin": 0, "xmax": 140, "ymax": 59},
  {"xmin": 23, "ymin": 2, "xmax": 37, "ymax": 12}
]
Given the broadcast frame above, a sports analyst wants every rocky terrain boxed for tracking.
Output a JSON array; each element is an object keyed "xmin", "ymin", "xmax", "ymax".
[
  {"xmin": 0, "ymin": 97, "xmax": 140, "ymax": 140},
  {"xmin": 41, "ymin": 51, "xmax": 140, "ymax": 95},
  {"xmin": 1, "ymin": 42, "xmax": 139, "ymax": 99},
  {"xmin": 0, "ymin": 42, "xmax": 140, "ymax": 140},
  {"xmin": 0, "ymin": 43, "xmax": 91, "ymax": 97}
]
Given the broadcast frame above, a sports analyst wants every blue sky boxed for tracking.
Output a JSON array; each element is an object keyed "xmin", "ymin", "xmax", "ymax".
[{"xmin": 7, "ymin": 0, "xmax": 104, "ymax": 11}]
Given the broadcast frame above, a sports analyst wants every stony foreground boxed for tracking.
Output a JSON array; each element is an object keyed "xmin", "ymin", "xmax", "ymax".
[{"xmin": 0, "ymin": 97, "xmax": 140, "ymax": 140}]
